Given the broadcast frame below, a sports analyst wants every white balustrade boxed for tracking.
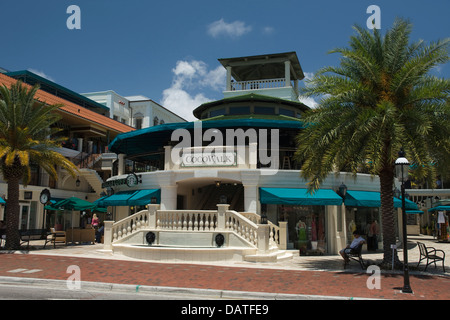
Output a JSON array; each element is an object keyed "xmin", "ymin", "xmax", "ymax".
[
  {"xmin": 225, "ymin": 210, "xmax": 258, "ymax": 246},
  {"xmin": 111, "ymin": 210, "xmax": 148, "ymax": 242},
  {"xmin": 156, "ymin": 210, "xmax": 218, "ymax": 231},
  {"xmin": 105, "ymin": 205, "xmax": 286, "ymax": 251},
  {"xmin": 230, "ymin": 78, "xmax": 290, "ymax": 91}
]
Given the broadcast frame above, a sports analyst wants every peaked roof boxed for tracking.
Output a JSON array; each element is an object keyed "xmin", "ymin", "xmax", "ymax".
[{"xmin": 218, "ymin": 52, "xmax": 305, "ymax": 81}]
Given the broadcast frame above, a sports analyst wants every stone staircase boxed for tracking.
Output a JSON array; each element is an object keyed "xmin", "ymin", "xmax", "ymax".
[{"xmin": 78, "ymin": 168, "xmax": 104, "ymax": 194}]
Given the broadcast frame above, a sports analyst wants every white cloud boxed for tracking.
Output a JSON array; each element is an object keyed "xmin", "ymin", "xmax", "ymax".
[
  {"xmin": 262, "ymin": 26, "xmax": 275, "ymax": 35},
  {"xmin": 161, "ymin": 60, "xmax": 226, "ymax": 121},
  {"xmin": 27, "ymin": 69, "xmax": 55, "ymax": 82},
  {"xmin": 161, "ymin": 86, "xmax": 211, "ymax": 121},
  {"xmin": 207, "ymin": 18, "xmax": 252, "ymax": 38},
  {"xmin": 298, "ymin": 72, "xmax": 319, "ymax": 109},
  {"xmin": 298, "ymin": 96, "xmax": 319, "ymax": 109}
]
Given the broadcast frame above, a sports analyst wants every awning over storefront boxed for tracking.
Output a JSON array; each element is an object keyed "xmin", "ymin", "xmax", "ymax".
[
  {"xmin": 406, "ymin": 210, "xmax": 424, "ymax": 214},
  {"xmin": 128, "ymin": 189, "xmax": 161, "ymax": 206},
  {"xmin": 428, "ymin": 205, "xmax": 450, "ymax": 212},
  {"xmin": 344, "ymin": 191, "xmax": 380, "ymax": 208},
  {"xmin": 344, "ymin": 190, "xmax": 418, "ymax": 210},
  {"xmin": 259, "ymin": 188, "xmax": 343, "ymax": 206},
  {"xmin": 97, "ymin": 189, "xmax": 160, "ymax": 207},
  {"xmin": 45, "ymin": 197, "xmax": 95, "ymax": 211}
]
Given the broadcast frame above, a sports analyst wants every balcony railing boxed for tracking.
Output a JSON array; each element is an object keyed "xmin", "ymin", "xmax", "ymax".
[{"xmin": 230, "ymin": 78, "xmax": 292, "ymax": 91}]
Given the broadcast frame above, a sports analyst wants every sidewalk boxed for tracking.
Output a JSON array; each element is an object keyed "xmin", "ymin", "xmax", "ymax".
[{"xmin": 0, "ymin": 235, "xmax": 448, "ymax": 300}]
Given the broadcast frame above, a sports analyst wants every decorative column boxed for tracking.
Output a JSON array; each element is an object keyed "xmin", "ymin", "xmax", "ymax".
[
  {"xmin": 164, "ymin": 145, "xmax": 172, "ymax": 170},
  {"xmin": 77, "ymin": 138, "xmax": 83, "ymax": 152},
  {"xmin": 157, "ymin": 171, "xmax": 177, "ymax": 210},
  {"xmin": 284, "ymin": 60, "xmax": 291, "ymax": 87},
  {"xmin": 226, "ymin": 66, "xmax": 232, "ymax": 91},
  {"xmin": 103, "ymin": 220, "xmax": 114, "ymax": 250},
  {"xmin": 257, "ymin": 224, "xmax": 270, "ymax": 254},
  {"xmin": 117, "ymin": 154, "xmax": 125, "ymax": 176},
  {"xmin": 278, "ymin": 221, "xmax": 288, "ymax": 250},
  {"xmin": 217, "ymin": 204, "xmax": 229, "ymax": 231},
  {"xmin": 148, "ymin": 204, "xmax": 160, "ymax": 229},
  {"xmin": 241, "ymin": 170, "xmax": 260, "ymax": 214}
]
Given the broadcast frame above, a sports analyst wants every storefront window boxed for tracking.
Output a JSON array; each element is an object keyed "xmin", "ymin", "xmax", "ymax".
[
  {"xmin": 345, "ymin": 207, "xmax": 381, "ymax": 251},
  {"xmin": 279, "ymin": 205, "xmax": 326, "ymax": 255}
]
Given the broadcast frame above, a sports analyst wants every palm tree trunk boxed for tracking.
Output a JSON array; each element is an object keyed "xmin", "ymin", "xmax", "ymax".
[
  {"xmin": 379, "ymin": 167, "xmax": 401, "ymax": 267},
  {"xmin": 4, "ymin": 175, "xmax": 21, "ymax": 250}
]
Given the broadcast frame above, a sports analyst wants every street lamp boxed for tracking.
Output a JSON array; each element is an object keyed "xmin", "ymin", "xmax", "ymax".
[
  {"xmin": 338, "ymin": 182, "xmax": 347, "ymax": 199},
  {"xmin": 395, "ymin": 149, "xmax": 413, "ymax": 294}
]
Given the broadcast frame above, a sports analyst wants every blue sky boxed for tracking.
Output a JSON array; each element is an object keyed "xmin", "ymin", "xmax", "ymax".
[{"xmin": 1, "ymin": 0, "xmax": 449, "ymax": 121}]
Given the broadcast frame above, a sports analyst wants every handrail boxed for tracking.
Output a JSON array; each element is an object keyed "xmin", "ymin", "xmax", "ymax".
[
  {"xmin": 225, "ymin": 210, "xmax": 258, "ymax": 246},
  {"xmin": 112, "ymin": 210, "xmax": 148, "ymax": 242},
  {"xmin": 230, "ymin": 78, "xmax": 290, "ymax": 91},
  {"xmin": 107, "ymin": 206, "xmax": 286, "ymax": 250},
  {"xmin": 240, "ymin": 212, "xmax": 281, "ymax": 246}
]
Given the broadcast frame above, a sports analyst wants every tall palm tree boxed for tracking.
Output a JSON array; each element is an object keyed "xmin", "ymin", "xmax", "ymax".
[
  {"xmin": 295, "ymin": 18, "xmax": 450, "ymax": 266},
  {"xmin": 0, "ymin": 81, "xmax": 78, "ymax": 250}
]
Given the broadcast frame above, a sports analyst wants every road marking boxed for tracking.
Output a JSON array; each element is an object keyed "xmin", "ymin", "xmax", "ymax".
[
  {"xmin": 22, "ymin": 269, "xmax": 43, "ymax": 274},
  {"xmin": 7, "ymin": 269, "xmax": 28, "ymax": 273},
  {"xmin": 7, "ymin": 269, "xmax": 42, "ymax": 274}
]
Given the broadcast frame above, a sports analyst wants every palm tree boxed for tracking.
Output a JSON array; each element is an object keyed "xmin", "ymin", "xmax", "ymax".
[
  {"xmin": 0, "ymin": 81, "xmax": 78, "ymax": 250},
  {"xmin": 295, "ymin": 18, "xmax": 450, "ymax": 266}
]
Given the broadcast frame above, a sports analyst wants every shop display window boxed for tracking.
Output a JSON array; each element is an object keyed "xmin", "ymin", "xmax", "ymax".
[
  {"xmin": 345, "ymin": 207, "xmax": 382, "ymax": 251},
  {"xmin": 279, "ymin": 205, "xmax": 326, "ymax": 255}
]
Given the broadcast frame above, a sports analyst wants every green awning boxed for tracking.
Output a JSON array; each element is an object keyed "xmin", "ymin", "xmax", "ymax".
[
  {"xmin": 344, "ymin": 190, "xmax": 418, "ymax": 210},
  {"xmin": 395, "ymin": 197, "xmax": 419, "ymax": 210},
  {"xmin": 428, "ymin": 205, "xmax": 450, "ymax": 212},
  {"xmin": 259, "ymin": 188, "xmax": 343, "ymax": 206},
  {"xmin": 345, "ymin": 191, "xmax": 380, "ymax": 208},
  {"xmin": 128, "ymin": 189, "xmax": 161, "ymax": 206},
  {"xmin": 406, "ymin": 210, "xmax": 424, "ymax": 214},
  {"xmin": 98, "ymin": 189, "xmax": 160, "ymax": 207},
  {"xmin": 45, "ymin": 197, "xmax": 96, "ymax": 211}
]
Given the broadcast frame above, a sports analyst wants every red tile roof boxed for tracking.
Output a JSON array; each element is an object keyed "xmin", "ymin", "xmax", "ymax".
[{"xmin": 0, "ymin": 73, "xmax": 135, "ymax": 134}]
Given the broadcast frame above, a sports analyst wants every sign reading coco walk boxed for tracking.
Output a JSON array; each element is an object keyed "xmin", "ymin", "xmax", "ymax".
[
  {"xmin": 171, "ymin": 121, "xmax": 279, "ymax": 174},
  {"xmin": 181, "ymin": 151, "xmax": 237, "ymax": 167}
]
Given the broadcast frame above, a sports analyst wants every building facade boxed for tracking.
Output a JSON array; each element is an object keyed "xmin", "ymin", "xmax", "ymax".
[
  {"xmin": 82, "ymin": 91, "xmax": 187, "ymax": 129},
  {"xmin": 99, "ymin": 52, "xmax": 423, "ymax": 259}
]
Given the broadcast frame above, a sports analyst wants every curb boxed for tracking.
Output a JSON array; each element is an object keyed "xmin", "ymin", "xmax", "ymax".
[{"xmin": 0, "ymin": 276, "xmax": 367, "ymax": 300}]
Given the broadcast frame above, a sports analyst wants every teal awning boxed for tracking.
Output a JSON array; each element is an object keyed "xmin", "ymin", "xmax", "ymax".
[
  {"xmin": 395, "ymin": 197, "xmax": 419, "ymax": 210},
  {"xmin": 428, "ymin": 205, "xmax": 450, "ymax": 212},
  {"xmin": 98, "ymin": 189, "xmax": 160, "ymax": 207},
  {"xmin": 345, "ymin": 191, "xmax": 380, "ymax": 208},
  {"xmin": 128, "ymin": 189, "xmax": 161, "ymax": 206},
  {"xmin": 0, "ymin": 198, "xmax": 5, "ymax": 204},
  {"xmin": 259, "ymin": 188, "xmax": 343, "ymax": 206},
  {"xmin": 45, "ymin": 197, "xmax": 95, "ymax": 211},
  {"xmin": 406, "ymin": 210, "xmax": 424, "ymax": 214},
  {"xmin": 344, "ymin": 190, "xmax": 418, "ymax": 210}
]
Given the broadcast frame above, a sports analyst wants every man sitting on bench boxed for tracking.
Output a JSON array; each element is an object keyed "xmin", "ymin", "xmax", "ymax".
[{"xmin": 340, "ymin": 230, "xmax": 366, "ymax": 263}]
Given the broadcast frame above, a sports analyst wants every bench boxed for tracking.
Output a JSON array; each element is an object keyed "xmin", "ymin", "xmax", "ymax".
[
  {"xmin": 48, "ymin": 228, "xmax": 67, "ymax": 248},
  {"xmin": 344, "ymin": 243, "xmax": 366, "ymax": 270},
  {"xmin": 19, "ymin": 229, "xmax": 51, "ymax": 249},
  {"xmin": 417, "ymin": 242, "xmax": 445, "ymax": 272}
]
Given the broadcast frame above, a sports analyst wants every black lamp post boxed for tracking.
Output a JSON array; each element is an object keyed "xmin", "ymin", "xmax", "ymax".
[{"xmin": 395, "ymin": 149, "xmax": 413, "ymax": 294}]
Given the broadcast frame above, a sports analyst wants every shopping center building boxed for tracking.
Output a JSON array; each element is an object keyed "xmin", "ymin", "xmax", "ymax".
[{"xmin": 98, "ymin": 52, "xmax": 430, "ymax": 262}]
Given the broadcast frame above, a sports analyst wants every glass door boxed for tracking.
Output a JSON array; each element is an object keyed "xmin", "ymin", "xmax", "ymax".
[{"xmin": 19, "ymin": 204, "xmax": 30, "ymax": 230}]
